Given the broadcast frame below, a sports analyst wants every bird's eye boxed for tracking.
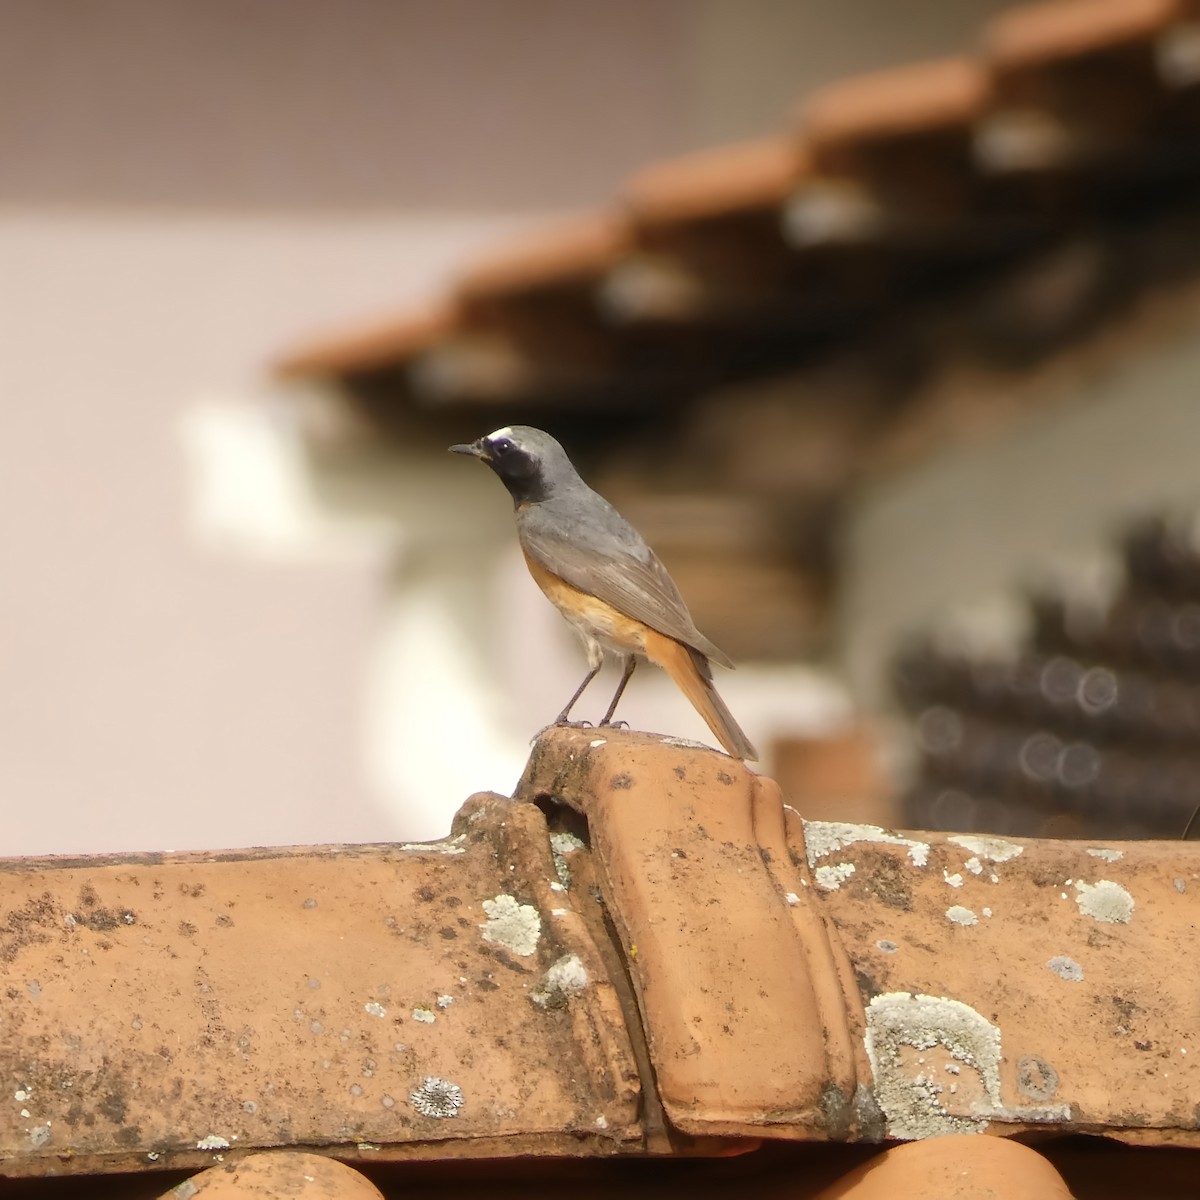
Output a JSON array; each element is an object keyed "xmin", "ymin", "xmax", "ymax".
[{"xmin": 491, "ymin": 438, "xmax": 512, "ymax": 456}]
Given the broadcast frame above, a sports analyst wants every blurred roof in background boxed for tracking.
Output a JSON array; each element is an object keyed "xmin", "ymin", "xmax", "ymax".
[{"xmin": 278, "ymin": 0, "xmax": 1200, "ymax": 421}]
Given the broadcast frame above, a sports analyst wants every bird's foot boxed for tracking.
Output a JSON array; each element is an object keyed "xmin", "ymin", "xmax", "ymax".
[
  {"xmin": 531, "ymin": 719, "xmax": 592, "ymax": 744},
  {"xmin": 599, "ymin": 719, "xmax": 629, "ymax": 730}
]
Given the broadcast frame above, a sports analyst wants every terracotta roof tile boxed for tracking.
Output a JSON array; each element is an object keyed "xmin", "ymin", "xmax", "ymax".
[
  {"xmin": 799, "ymin": 58, "xmax": 990, "ymax": 150},
  {"xmin": 810, "ymin": 1134, "xmax": 1074, "ymax": 1199},
  {"xmin": 519, "ymin": 727, "xmax": 1200, "ymax": 1145},
  {"xmin": 170, "ymin": 1151, "xmax": 385, "ymax": 1200},
  {"xmin": 6, "ymin": 728, "xmax": 1200, "ymax": 1185},
  {"xmin": 0, "ymin": 796, "xmax": 642, "ymax": 1177},
  {"xmin": 984, "ymin": 0, "xmax": 1189, "ymax": 68},
  {"xmin": 276, "ymin": 1, "xmax": 1200, "ymax": 398},
  {"xmin": 454, "ymin": 211, "xmax": 631, "ymax": 304},
  {"xmin": 621, "ymin": 136, "xmax": 805, "ymax": 227},
  {"xmin": 274, "ymin": 301, "xmax": 458, "ymax": 379}
]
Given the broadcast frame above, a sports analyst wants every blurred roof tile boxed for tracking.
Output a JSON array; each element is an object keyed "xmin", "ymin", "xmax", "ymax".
[
  {"xmin": 274, "ymin": 300, "xmax": 457, "ymax": 378},
  {"xmin": 454, "ymin": 211, "xmax": 631, "ymax": 304},
  {"xmin": 984, "ymin": 0, "xmax": 1189, "ymax": 67},
  {"xmin": 621, "ymin": 135, "xmax": 806, "ymax": 227},
  {"xmin": 799, "ymin": 58, "xmax": 991, "ymax": 150}
]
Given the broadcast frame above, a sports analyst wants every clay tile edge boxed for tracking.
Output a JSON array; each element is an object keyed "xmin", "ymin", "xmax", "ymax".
[
  {"xmin": 274, "ymin": 300, "xmax": 458, "ymax": 379},
  {"xmin": 454, "ymin": 211, "xmax": 631, "ymax": 304},
  {"xmin": 984, "ymin": 0, "xmax": 1186, "ymax": 68},
  {"xmin": 621, "ymin": 135, "xmax": 807, "ymax": 227},
  {"xmin": 798, "ymin": 57, "xmax": 991, "ymax": 149},
  {"xmin": 517, "ymin": 726, "xmax": 866, "ymax": 1139}
]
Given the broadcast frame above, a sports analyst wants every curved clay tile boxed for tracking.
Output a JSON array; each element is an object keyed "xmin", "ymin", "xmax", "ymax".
[
  {"xmin": 809, "ymin": 1134, "xmax": 1073, "ymax": 1199},
  {"xmin": 165, "ymin": 1151, "xmax": 385, "ymax": 1199},
  {"xmin": 5, "ymin": 725, "xmax": 1200, "ymax": 1184},
  {"xmin": 799, "ymin": 58, "xmax": 991, "ymax": 150},
  {"xmin": 273, "ymin": 301, "xmax": 459, "ymax": 379},
  {"xmin": 454, "ymin": 212, "xmax": 632, "ymax": 304},
  {"xmin": 621, "ymin": 136, "xmax": 807, "ymax": 229},
  {"xmin": 984, "ymin": 0, "xmax": 1187, "ymax": 68}
]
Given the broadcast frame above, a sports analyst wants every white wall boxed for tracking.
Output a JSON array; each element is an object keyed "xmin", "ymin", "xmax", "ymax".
[
  {"xmin": 0, "ymin": 0, "xmax": 1030, "ymax": 853},
  {"xmin": 843, "ymin": 304, "xmax": 1200, "ymax": 708}
]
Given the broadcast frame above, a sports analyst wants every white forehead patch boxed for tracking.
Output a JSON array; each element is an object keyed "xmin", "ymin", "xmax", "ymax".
[{"xmin": 488, "ymin": 426, "xmax": 514, "ymax": 440}]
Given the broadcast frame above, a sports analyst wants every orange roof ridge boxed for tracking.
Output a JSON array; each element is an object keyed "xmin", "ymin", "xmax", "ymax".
[
  {"xmin": 454, "ymin": 210, "xmax": 631, "ymax": 303},
  {"xmin": 6, "ymin": 727, "xmax": 1200, "ymax": 1179},
  {"xmin": 622, "ymin": 135, "xmax": 807, "ymax": 227},
  {"xmin": 984, "ymin": 0, "xmax": 1188, "ymax": 67},
  {"xmin": 799, "ymin": 57, "xmax": 991, "ymax": 149},
  {"xmin": 274, "ymin": 300, "xmax": 458, "ymax": 379}
]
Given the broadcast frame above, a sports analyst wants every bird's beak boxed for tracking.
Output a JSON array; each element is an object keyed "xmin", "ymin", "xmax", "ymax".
[{"xmin": 448, "ymin": 439, "xmax": 490, "ymax": 460}]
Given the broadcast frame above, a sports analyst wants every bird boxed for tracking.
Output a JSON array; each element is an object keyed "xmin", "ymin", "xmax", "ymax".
[{"xmin": 449, "ymin": 425, "xmax": 757, "ymax": 761}]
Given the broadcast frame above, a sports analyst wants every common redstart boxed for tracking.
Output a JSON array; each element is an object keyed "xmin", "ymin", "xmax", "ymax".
[{"xmin": 450, "ymin": 425, "xmax": 757, "ymax": 760}]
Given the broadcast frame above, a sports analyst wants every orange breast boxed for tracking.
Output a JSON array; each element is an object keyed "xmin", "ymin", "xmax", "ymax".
[{"xmin": 522, "ymin": 550, "xmax": 649, "ymax": 655}]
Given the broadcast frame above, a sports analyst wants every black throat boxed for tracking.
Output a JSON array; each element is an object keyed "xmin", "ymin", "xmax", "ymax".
[{"xmin": 491, "ymin": 459, "xmax": 551, "ymax": 508}]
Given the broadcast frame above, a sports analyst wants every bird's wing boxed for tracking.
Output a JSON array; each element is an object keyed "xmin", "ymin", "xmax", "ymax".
[{"xmin": 521, "ymin": 519, "xmax": 734, "ymax": 669}]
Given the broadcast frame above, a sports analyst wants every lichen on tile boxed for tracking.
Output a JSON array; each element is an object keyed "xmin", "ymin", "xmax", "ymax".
[
  {"xmin": 530, "ymin": 953, "xmax": 589, "ymax": 1009},
  {"xmin": 803, "ymin": 821, "xmax": 930, "ymax": 869},
  {"xmin": 479, "ymin": 894, "xmax": 542, "ymax": 956},
  {"xmin": 549, "ymin": 831, "xmax": 586, "ymax": 889},
  {"xmin": 815, "ymin": 862, "xmax": 856, "ymax": 891},
  {"xmin": 409, "ymin": 1076, "xmax": 464, "ymax": 1119},
  {"xmin": 1046, "ymin": 955, "xmax": 1084, "ymax": 982},
  {"xmin": 1074, "ymin": 879, "xmax": 1134, "ymax": 924},
  {"xmin": 947, "ymin": 835, "xmax": 1024, "ymax": 863}
]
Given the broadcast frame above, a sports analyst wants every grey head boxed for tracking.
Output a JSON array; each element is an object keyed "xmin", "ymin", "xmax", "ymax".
[{"xmin": 448, "ymin": 425, "xmax": 583, "ymax": 507}]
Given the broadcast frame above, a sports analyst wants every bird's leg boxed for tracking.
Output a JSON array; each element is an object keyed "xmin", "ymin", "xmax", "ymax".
[
  {"xmin": 599, "ymin": 657, "xmax": 636, "ymax": 727},
  {"xmin": 554, "ymin": 665, "xmax": 601, "ymax": 726}
]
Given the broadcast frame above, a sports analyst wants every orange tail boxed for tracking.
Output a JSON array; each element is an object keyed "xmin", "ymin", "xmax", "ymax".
[{"xmin": 643, "ymin": 629, "xmax": 758, "ymax": 761}]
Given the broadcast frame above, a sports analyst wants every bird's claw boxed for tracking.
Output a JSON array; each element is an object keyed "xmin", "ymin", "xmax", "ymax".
[{"xmin": 531, "ymin": 719, "xmax": 592, "ymax": 745}]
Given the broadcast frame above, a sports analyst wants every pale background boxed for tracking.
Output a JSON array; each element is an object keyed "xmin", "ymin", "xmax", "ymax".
[{"xmin": 4, "ymin": 0, "xmax": 1116, "ymax": 855}]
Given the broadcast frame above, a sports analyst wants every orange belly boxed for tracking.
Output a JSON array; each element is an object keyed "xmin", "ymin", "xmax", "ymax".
[{"xmin": 522, "ymin": 550, "xmax": 649, "ymax": 657}]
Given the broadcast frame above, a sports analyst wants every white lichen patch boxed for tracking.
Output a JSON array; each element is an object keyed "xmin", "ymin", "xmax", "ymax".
[
  {"xmin": 436, "ymin": 994, "xmax": 454, "ymax": 1009},
  {"xmin": 480, "ymin": 894, "xmax": 542, "ymax": 956},
  {"xmin": 785, "ymin": 891, "xmax": 801, "ymax": 906},
  {"xmin": 410, "ymin": 1076, "xmax": 464, "ymax": 1119},
  {"xmin": 549, "ymin": 831, "xmax": 586, "ymax": 888},
  {"xmin": 864, "ymin": 993, "xmax": 999, "ymax": 1138},
  {"xmin": 530, "ymin": 953, "xmax": 590, "ymax": 1009},
  {"xmin": 196, "ymin": 1134, "xmax": 230, "ymax": 1150},
  {"xmin": 1074, "ymin": 879, "xmax": 1134, "ymax": 924},
  {"xmin": 1086, "ymin": 847, "xmax": 1124, "ymax": 863},
  {"xmin": 364, "ymin": 1002, "xmax": 386, "ymax": 1018},
  {"xmin": 947, "ymin": 835, "xmax": 1024, "ymax": 863},
  {"xmin": 803, "ymin": 821, "xmax": 930, "ymax": 869},
  {"xmin": 864, "ymin": 991, "xmax": 1070, "ymax": 1139},
  {"xmin": 944, "ymin": 871, "xmax": 964, "ymax": 888},
  {"xmin": 29, "ymin": 1124, "xmax": 51, "ymax": 1149},
  {"xmin": 945, "ymin": 906, "xmax": 978, "ymax": 927},
  {"xmin": 815, "ymin": 862, "xmax": 856, "ymax": 890},
  {"xmin": 963, "ymin": 857, "xmax": 983, "ymax": 876},
  {"xmin": 1046, "ymin": 955, "xmax": 1084, "ymax": 982},
  {"xmin": 660, "ymin": 736, "xmax": 712, "ymax": 752},
  {"xmin": 411, "ymin": 1007, "xmax": 436, "ymax": 1023},
  {"xmin": 397, "ymin": 833, "xmax": 467, "ymax": 856}
]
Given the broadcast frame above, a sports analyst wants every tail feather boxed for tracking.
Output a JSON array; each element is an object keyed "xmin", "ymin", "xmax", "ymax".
[{"xmin": 643, "ymin": 630, "xmax": 758, "ymax": 761}]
